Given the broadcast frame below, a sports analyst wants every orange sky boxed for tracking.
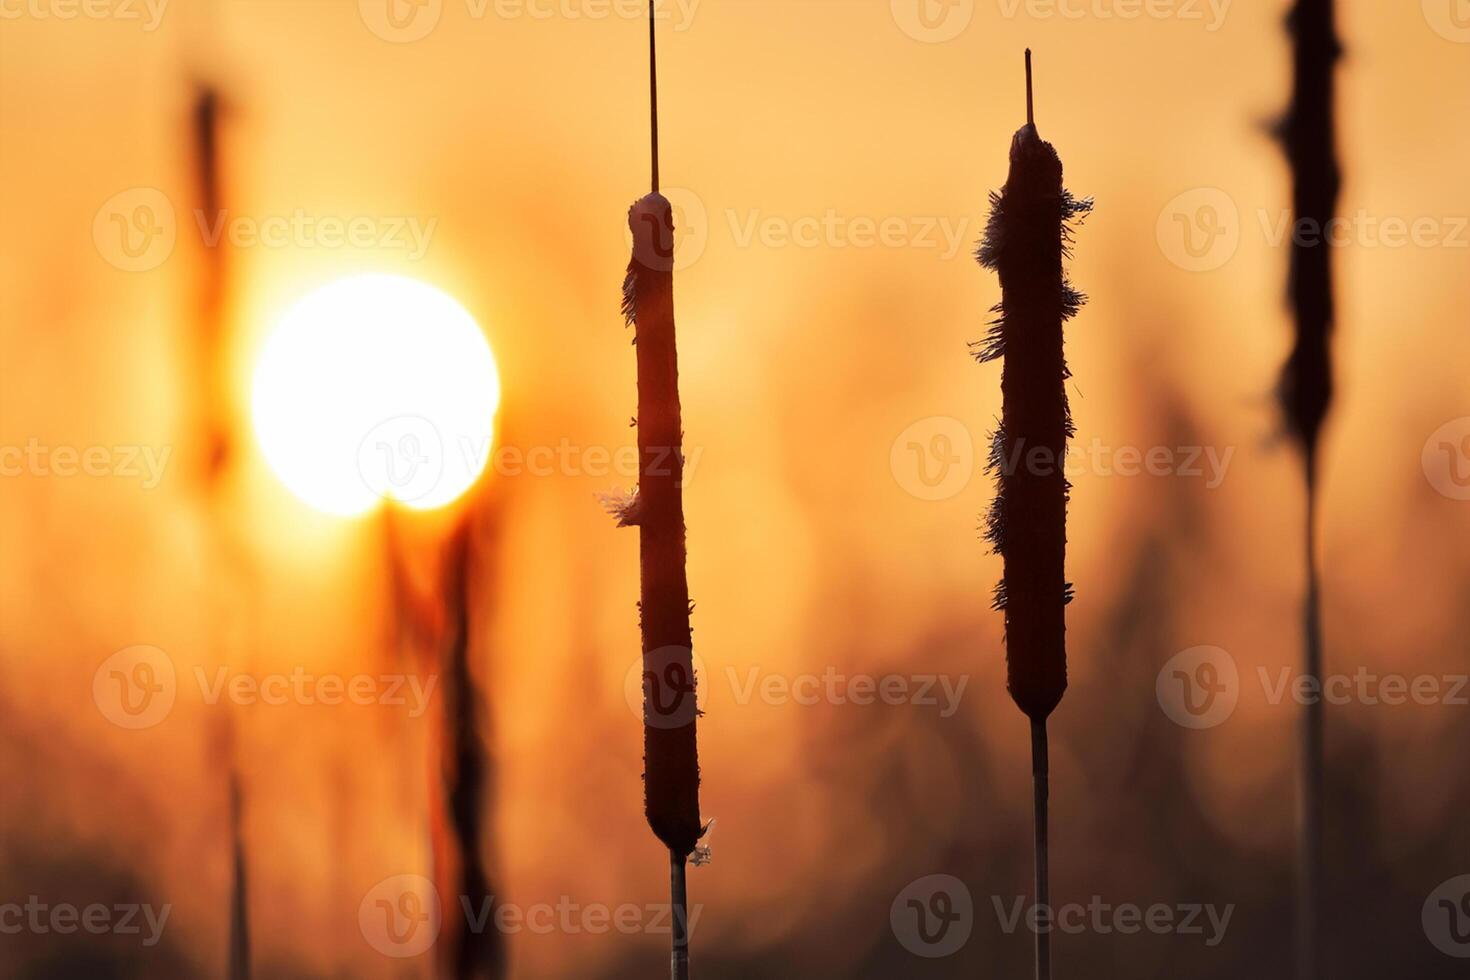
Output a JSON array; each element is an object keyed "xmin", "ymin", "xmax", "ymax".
[{"xmin": 2, "ymin": 1, "xmax": 1468, "ymax": 975}]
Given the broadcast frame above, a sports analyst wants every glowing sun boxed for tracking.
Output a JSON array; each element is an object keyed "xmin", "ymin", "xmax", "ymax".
[{"xmin": 252, "ymin": 274, "xmax": 501, "ymax": 517}]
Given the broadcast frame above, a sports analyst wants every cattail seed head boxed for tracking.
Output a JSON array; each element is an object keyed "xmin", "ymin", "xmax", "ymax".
[
  {"xmin": 622, "ymin": 190, "xmax": 703, "ymax": 860},
  {"xmin": 975, "ymin": 55, "xmax": 1090, "ymax": 723}
]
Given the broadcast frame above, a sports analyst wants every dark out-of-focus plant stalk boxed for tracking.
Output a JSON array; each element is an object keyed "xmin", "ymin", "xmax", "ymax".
[
  {"xmin": 383, "ymin": 504, "xmax": 507, "ymax": 980},
  {"xmin": 609, "ymin": 5, "xmax": 705, "ymax": 978},
  {"xmin": 187, "ymin": 72, "xmax": 252, "ymax": 980},
  {"xmin": 974, "ymin": 51, "xmax": 1090, "ymax": 980},
  {"xmin": 1278, "ymin": 2, "xmax": 1340, "ymax": 978}
]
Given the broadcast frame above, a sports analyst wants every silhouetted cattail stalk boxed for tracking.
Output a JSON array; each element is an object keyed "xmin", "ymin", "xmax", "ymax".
[
  {"xmin": 612, "ymin": 6, "xmax": 704, "ymax": 978},
  {"xmin": 1278, "ymin": 3, "xmax": 1340, "ymax": 978},
  {"xmin": 974, "ymin": 51, "xmax": 1089, "ymax": 980}
]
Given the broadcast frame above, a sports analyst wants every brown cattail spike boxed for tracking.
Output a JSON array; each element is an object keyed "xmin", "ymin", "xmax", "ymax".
[
  {"xmin": 975, "ymin": 51, "xmax": 1088, "ymax": 723},
  {"xmin": 975, "ymin": 51, "xmax": 1089, "ymax": 980}
]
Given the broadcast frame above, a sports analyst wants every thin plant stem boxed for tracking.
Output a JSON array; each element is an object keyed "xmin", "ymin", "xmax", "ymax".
[
  {"xmin": 1298, "ymin": 468, "xmax": 1324, "ymax": 980},
  {"xmin": 670, "ymin": 850, "xmax": 690, "ymax": 980},
  {"xmin": 1031, "ymin": 719, "xmax": 1051, "ymax": 980}
]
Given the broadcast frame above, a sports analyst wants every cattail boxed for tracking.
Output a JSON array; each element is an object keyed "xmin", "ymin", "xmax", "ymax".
[
  {"xmin": 974, "ymin": 51, "xmax": 1088, "ymax": 980},
  {"xmin": 189, "ymin": 74, "xmax": 252, "ymax": 980},
  {"xmin": 613, "ymin": 5, "xmax": 704, "ymax": 978},
  {"xmin": 437, "ymin": 517, "xmax": 506, "ymax": 980},
  {"xmin": 383, "ymin": 510, "xmax": 506, "ymax": 980},
  {"xmin": 1278, "ymin": 3, "xmax": 1340, "ymax": 978}
]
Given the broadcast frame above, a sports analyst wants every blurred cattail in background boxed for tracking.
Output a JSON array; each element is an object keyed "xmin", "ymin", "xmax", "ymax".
[
  {"xmin": 974, "ymin": 51, "xmax": 1089, "ymax": 980},
  {"xmin": 383, "ymin": 503, "xmax": 507, "ymax": 980},
  {"xmin": 185, "ymin": 61, "xmax": 254, "ymax": 980},
  {"xmin": 611, "ymin": 5, "xmax": 705, "ymax": 978},
  {"xmin": 1277, "ymin": 2, "xmax": 1340, "ymax": 977}
]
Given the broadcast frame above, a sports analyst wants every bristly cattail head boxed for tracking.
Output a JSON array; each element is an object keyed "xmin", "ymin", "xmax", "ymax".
[
  {"xmin": 974, "ymin": 50, "xmax": 1090, "ymax": 723},
  {"xmin": 1277, "ymin": 0, "xmax": 1341, "ymax": 476}
]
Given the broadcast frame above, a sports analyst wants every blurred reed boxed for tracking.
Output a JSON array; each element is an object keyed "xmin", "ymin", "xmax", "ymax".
[
  {"xmin": 384, "ymin": 504, "xmax": 507, "ymax": 980},
  {"xmin": 187, "ymin": 71, "xmax": 253, "ymax": 980},
  {"xmin": 1277, "ymin": 3, "xmax": 1341, "ymax": 977},
  {"xmin": 974, "ymin": 51, "xmax": 1090, "ymax": 980}
]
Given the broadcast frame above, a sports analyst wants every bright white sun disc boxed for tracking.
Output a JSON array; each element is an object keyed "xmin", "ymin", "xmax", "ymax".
[{"xmin": 252, "ymin": 274, "xmax": 501, "ymax": 516}]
